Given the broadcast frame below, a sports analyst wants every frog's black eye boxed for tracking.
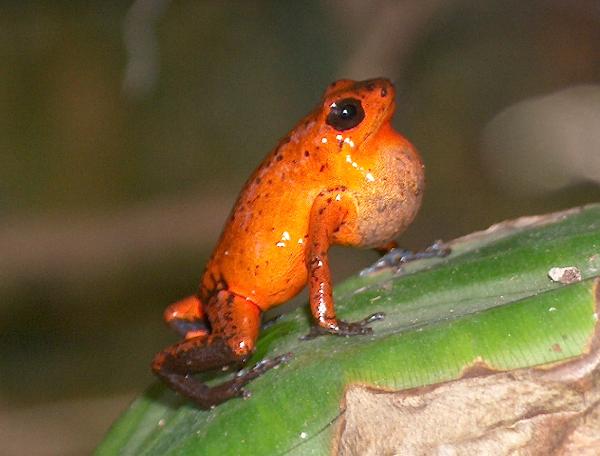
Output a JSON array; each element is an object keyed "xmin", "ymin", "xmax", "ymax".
[{"xmin": 326, "ymin": 98, "xmax": 365, "ymax": 131}]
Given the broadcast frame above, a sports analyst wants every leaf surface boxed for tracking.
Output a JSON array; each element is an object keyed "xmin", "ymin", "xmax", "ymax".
[{"xmin": 96, "ymin": 205, "xmax": 600, "ymax": 455}]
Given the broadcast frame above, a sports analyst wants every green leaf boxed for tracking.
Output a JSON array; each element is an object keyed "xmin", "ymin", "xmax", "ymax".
[{"xmin": 96, "ymin": 205, "xmax": 600, "ymax": 456}]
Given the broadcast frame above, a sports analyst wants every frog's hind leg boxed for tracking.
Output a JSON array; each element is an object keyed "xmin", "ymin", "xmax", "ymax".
[
  {"xmin": 152, "ymin": 291, "xmax": 290, "ymax": 409},
  {"xmin": 163, "ymin": 295, "xmax": 209, "ymax": 339}
]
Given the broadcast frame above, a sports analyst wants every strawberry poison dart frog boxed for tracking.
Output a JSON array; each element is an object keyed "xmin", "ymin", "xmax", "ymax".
[{"xmin": 152, "ymin": 78, "xmax": 425, "ymax": 409}]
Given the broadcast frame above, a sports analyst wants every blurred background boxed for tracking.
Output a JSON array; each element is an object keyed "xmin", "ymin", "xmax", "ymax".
[{"xmin": 1, "ymin": 0, "xmax": 599, "ymax": 454}]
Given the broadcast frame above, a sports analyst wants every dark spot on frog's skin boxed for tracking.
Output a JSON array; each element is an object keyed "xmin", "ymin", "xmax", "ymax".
[
  {"xmin": 255, "ymin": 177, "xmax": 261, "ymax": 184},
  {"xmin": 258, "ymin": 209, "xmax": 263, "ymax": 215},
  {"xmin": 276, "ymin": 154, "xmax": 283, "ymax": 161},
  {"xmin": 267, "ymin": 179, "xmax": 273, "ymax": 185},
  {"xmin": 204, "ymin": 274, "xmax": 230, "ymax": 301},
  {"xmin": 366, "ymin": 82, "xmax": 375, "ymax": 91},
  {"xmin": 326, "ymin": 197, "xmax": 332, "ymax": 203},
  {"xmin": 309, "ymin": 257, "xmax": 322, "ymax": 267},
  {"xmin": 320, "ymin": 165, "xmax": 326, "ymax": 172},
  {"xmin": 304, "ymin": 150, "xmax": 310, "ymax": 157},
  {"xmin": 318, "ymin": 207, "xmax": 325, "ymax": 215},
  {"xmin": 381, "ymin": 87, "xmax": 387, "ymax": 97}
]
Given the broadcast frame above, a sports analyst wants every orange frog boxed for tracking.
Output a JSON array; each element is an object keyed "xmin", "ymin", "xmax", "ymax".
[{"xmin": 152, "ymin": 78, "xmax": 428, "ymax": 409}]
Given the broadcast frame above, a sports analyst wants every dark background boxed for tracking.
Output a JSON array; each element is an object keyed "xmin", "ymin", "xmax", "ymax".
[{"xmin": 1, "ymin": 1, "xmax": 599, "ymax": 454}]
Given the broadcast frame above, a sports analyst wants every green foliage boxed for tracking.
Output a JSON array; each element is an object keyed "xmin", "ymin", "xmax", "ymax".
[{"xmin": 96, "ymin": 205, "xmax": 600, "ymax": 455}]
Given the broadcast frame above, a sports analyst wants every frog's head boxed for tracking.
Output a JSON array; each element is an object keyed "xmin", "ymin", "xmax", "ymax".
[
  {"xmin": 315, "ymin": 79, "xmax": 424, "ymax": 247},
  {"xmin": 317, "ymin": 78, "xmax": 396, "ymax": 151}
]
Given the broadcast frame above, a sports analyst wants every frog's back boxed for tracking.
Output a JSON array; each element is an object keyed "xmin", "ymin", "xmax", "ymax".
[{"xmin": 202, "ymin": 123, "xmax": 323, "ymax": 309}]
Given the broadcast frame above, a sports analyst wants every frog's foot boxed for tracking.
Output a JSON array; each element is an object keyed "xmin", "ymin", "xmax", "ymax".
[
  {"xmin": 155, "ymin": 348, "xmax": 292, "ymax": 409},
  {"xmin": 232, "ymin": 352, "xmax": 293, "ymax": 398},
  {"xmin": 301, "ymin": 312, "xmax": 385, "ymax": 340},
  {"xmin": 373, "ymin": 240, "xmax": 398, "ymax": 256},
  {"xmin": 153, "ymin": 292, "xmax": 291, "ymax": 409},
  {"xmin": 363, "ymin": 240, "xmax": 451, "ymax": 275},
  {"xmin": 201, "ymin": 353, "xmax": 293, "ymax": 404}
]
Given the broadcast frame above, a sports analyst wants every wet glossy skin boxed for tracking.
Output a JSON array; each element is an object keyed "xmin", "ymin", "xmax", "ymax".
[{"xmin": 152, "ymin": 78, "xmax": 424, "ymax": 409}]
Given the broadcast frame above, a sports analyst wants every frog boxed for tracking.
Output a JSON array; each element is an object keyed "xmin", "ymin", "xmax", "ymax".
[{"xmin": 152, "ymin": 78, "xmax": 426, "ymax": 409}]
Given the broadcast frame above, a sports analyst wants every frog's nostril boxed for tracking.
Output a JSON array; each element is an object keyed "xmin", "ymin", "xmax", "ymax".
[{"xmin": 380, "ymin": 87, "xmax": 388, "ymax": 98}]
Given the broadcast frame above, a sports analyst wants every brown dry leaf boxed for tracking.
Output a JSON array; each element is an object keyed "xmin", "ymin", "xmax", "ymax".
[
  {"xmin": 336, "ymin": 284, "xmax": 600, "ymax": 455},
  {"xmin": 337, "ymin": 363, "xmax": 600, "ymax": 455}
]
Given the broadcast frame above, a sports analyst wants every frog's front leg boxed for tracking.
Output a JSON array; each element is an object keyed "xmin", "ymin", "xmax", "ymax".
[
  {"xmin": 372, "ymin": 240, "xmax": 398, "ymax": 256},
  {"xmin": 303, "ymin": 193, "xmax": 385, "ymax": 339},
  {"xmin": 152, "ymin": 290, "xmax": 290, "ymax": 409},
  {"xmin": 366, "ymin": 240, "xmax": 452, "ymax": 274}
]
